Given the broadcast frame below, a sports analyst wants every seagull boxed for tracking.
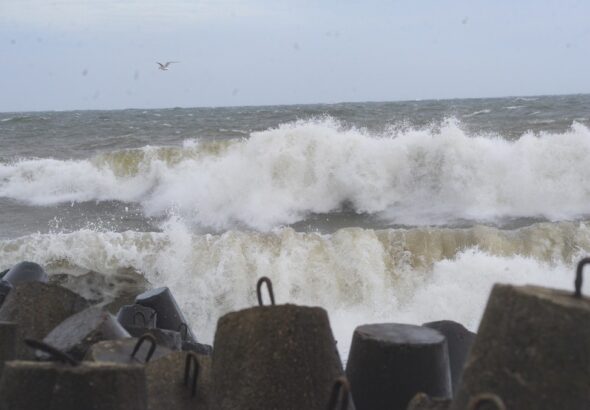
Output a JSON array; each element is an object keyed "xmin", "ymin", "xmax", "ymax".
[{"xmin": 157, "ymin": 61, "xmax": 179, "ymax": 71}]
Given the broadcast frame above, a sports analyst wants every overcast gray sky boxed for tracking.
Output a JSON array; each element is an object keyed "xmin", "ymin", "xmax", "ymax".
[{"xmin": 1, "ymin": 0, "xmax": 589, "ymax": 112}]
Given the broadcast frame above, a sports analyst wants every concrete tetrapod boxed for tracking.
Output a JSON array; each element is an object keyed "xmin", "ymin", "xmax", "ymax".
[
  {"xmin": 422, "ymin": 320, "xmax": 476, "ymax": 394},
  {"xmin": 0, "ymin": 281, "xmax": 12, "ymax": 308},
  {"xmin": 0, "ymin": 282, "xmax": 89, "ymax": 359},
  {"xmin": 345, "ymin": 323, "xmax": 451, "ymax": 410},
  {"xmin": 135, "ymin": 287, "xmax": 196, "ymax": 342},
  {"xmin": 145, "ymin": 351, "xmax": 212, "ymax": 410},
  {"xmin": 85, "ymin": 334, "xmax": 173, "ymax": 363},
  {"xmin": 326, "ymin": 377, "xmax": 356, "ymax": 410},
  {"xmin": 117, "ymin": 304, "xmax": 157, "ymax": 329},
  {"xmin": 406, "ymin": 393, "xmax": 451, "ymax": 410},
  {"xmin": 0, "ymin": 322, "xmax": 16, "ymax": 377},
  {"xmin": 0, "ymin": 340, "xmax": 147, "ymax": 410},
  {"xmin": 41, "ymin": 306, "xmax": 130, "ymax": 361},
  {"xmin": 452, "ymin": 258, "xmax": 590, "ymax": 410},
  {"xmin": 211, "ymin": 277, "xmax": 343, "ymax": 410},
  {"xmin": 3, "ymin": 262, "xmax": 48, "ymax": 286}
]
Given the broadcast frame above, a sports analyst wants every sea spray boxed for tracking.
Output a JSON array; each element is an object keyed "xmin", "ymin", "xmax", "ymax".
[
  {"xmin": 1, "ymin": 220, "xmax": 589, "ymax": 357},
  {"xmin": 2, "ymin": 118, "xmax": 590, "ymax": 230}
]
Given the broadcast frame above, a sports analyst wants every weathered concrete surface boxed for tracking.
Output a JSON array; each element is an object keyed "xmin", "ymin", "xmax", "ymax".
[
  {"xmin": 406, "ymin": 393, "xmax": 451, "ymax": 410},
  {"xmin": 146, "ymin": 351, "xmax": 211, "ymax": 410},
  {"xmin": 346, "ymin": 323, "xmax": 451, "ymax": 410},
  {"xmin": 212, "ymin": 304, "xmax": 343, "ymax": 410},
  {"xmin": 126, "ymin": 326, "xmax": 182, "ymax": 350},
  {"xmin": 3, "ymin": 262, "xmax": 47, "ymax": 286},
  {"xmin": 0, "ymin": 282, "xmax": 89, "ymax": 360},
  {"xmin": 86, "ymin": 337, "xmax": 173, "ymax": 364},
  {"xmin": 117, "ymin": 304, "xmax": 157, "ymax": 329},
  {"xmin": 0, "ymin": 361, "xmax": 146, "ymax": 410},
  {"xmin": 182, "ymin": 340, "xmax": 213, "ymax": 356},
  {"xmin": 0, "ymin": 280, "xmax": 12, "ymax": 308},
  {"xmin": 0, "ymin": 322, "xmax": 16, "ymax": 377},
  {"xmin": 452, "ymin": 284, "xmax": 590, "ymax": 410},
  {"xmin": 136, "ymin": 287, "xmax": 196, "ymax": 342},
  {"xmin": 423, "ymin": 320, "xmax": 476, "ymax": 394},
  {"xmin": 41, "ymin": 306, "xmax": 130, "ymax": 360}
]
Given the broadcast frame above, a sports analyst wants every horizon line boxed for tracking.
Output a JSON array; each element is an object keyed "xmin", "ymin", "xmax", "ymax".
[{"xmin": 2, "ymin": 91, "xmax": 589, "ymax": 115}]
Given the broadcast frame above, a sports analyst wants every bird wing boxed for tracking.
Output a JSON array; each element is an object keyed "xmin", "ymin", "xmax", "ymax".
[{"xmin": 157, "ymin": 62, "xmax": 165, "ymax": 68}]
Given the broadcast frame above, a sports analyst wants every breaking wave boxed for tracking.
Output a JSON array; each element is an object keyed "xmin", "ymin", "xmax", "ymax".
[
  {"xmin": 1, "ymin": 118, "xmax": 590, "ymax": 230},
  {"xmin": 1, "ymin": 220, "xmax": 589, "ymax": 357}
]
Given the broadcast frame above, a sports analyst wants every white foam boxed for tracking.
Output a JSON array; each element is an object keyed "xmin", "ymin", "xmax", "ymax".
[
  {"xmin": 2, "ymin": 118, "xmax": 590, "ymax": 230},
  {"xmin": 1, "ymin": 221, "xmax": 589, "ymax": 358}
]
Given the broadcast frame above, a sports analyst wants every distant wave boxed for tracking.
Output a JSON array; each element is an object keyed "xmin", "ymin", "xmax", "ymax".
[
  {"xmin": 1, "ymin": 220, "xmax": 589, "ymax": 355},
  {"xmin": 0, "ymin": 115, "xmax": 48, "ymax": 123},
  {"xmin": 463, "ymin": 109, "xmax": 491, "ymax": 118},
  {"xmin": 1, "ymin": 118, "xmax": 590, "ymax": 230}
]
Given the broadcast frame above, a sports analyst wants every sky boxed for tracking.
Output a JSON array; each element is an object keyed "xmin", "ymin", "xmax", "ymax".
[{"xmin": 1, "ymin": 0, "xmax": 589, "ymax": 112}]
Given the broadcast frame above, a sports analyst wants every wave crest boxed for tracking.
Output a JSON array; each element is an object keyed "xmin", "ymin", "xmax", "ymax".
[{"xmin": 1, "ymin": 118, "xmax": 590, "ymax": 230}]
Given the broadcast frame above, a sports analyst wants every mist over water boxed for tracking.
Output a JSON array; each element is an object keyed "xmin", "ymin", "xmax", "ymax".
[{"xmin": 1, "ymin": 94, "xmax": 590, "ymax": 357}]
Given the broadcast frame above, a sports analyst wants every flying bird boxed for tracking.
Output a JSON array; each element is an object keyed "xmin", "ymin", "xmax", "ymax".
[{"xmin": 157, "ymin": 61, "xmax": 179, "ymax": 71}]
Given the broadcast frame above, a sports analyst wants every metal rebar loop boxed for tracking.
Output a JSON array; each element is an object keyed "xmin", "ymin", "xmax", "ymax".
[
  {"xmin": 326, "ymin": 377, "xmax": 351, "ymax": 410},
  {"xmin": 184, "ymin": 352, "xmax": 200, "ymax": 398},
  {"xmin": 131, "ymin": 333, "xmax": 157, "ymax": 363},
  {"xmin": 256, "ymin": 276, "xmax": 276, "ymax": 306}
]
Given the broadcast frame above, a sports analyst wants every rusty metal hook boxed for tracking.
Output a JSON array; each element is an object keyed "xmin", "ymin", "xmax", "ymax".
[
  {"xmin": 131, "ymin": 333, "xmax": 157, "ymax": 363},
  {"xmin": 256, "ymin": 276, "xmax": 275, "ymax": 306},
  {"xmin": 178, "ymin": 323, "xmax": 189, "ymax": 341},
  {"xmin": 184, "ymin": 352, "xmax": 200, "ymax": 398},
  {"xmin": 575, "ymin": 257, "xmax": 590, "ymax": 298},
  {"xmin": 467, "ymin": 393, "xmax": 506, "ymax": 410},
  {"xmin": 24, "ymin": 339, "xmax": 79, "ymax": 366},
  {"xmin": 326, "ymin": 377, "xmax": 351, "ymax": 410}
]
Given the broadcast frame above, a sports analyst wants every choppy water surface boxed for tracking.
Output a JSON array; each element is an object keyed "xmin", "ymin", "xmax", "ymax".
[{"xmin": 1, "ymin": 94, "xmax": 590, "ymax": 357}]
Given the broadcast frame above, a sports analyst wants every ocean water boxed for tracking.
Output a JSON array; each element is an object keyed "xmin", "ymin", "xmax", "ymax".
[{"xmin": 1, "ymin": 94, "xmax": 590, "ymax": 358}]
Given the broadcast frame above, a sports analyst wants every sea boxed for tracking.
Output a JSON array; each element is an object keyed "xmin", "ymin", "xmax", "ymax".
[{"xmin": 1, "ymin": 94, "xmax": 590, "ymax": 358}]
